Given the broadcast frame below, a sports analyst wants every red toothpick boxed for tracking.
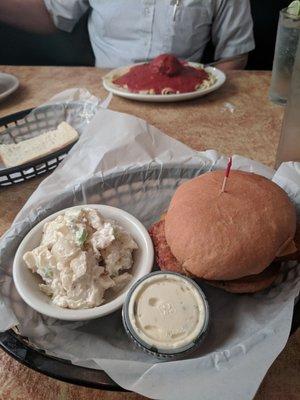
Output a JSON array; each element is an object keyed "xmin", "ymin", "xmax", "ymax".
[{"xmin": 221, "ymin": 157, "xmax": 232, "ymax": 193}]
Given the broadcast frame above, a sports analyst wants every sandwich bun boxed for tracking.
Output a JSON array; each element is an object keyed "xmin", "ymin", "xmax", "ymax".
[{"xmin": 164, "ymin": 171, "xmax": 296, "ymax": 280}]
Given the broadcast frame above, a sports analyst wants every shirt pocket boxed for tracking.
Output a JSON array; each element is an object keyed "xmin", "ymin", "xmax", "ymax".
[
  {"xmin": 165, "ymin": 1, "xmax": 212, "ymax": 58},
  {"xmin": 90, "ymin": 0, "xmax": 143, "ymax": 41}
]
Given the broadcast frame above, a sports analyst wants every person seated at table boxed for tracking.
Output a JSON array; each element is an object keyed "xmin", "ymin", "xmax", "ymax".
[{"xmin": 0, "ymin": 0, "xmax": 255, "ymax": 71}]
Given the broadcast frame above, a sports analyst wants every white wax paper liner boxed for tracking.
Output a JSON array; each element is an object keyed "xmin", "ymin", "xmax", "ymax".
[{"xmin": 0, "ymin": 106, "xmax": 299, "ymax": 400}]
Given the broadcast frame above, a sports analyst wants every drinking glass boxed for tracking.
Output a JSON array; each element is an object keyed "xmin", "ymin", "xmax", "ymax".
[
  {"xmin": 269, "ymin": 9, "xmax": 300, "ymax": 105},
  {"xmin": 275, "ymin": 37, "xmax": 300, "ymax": 167}
]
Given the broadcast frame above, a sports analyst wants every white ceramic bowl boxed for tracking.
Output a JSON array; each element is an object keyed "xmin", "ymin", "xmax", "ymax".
[{"xmin": 13, "ymin": 205, "xmax": 154, "ymax": 321}]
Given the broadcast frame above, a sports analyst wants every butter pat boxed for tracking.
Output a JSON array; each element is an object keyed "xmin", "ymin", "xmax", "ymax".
[
  {"xmin": 0, "ymin": 121, "xmax": 79, "ymax": 167},
  {"xmin": 123, "ymin": 272, "xmax": 209, "ymax": 357}
]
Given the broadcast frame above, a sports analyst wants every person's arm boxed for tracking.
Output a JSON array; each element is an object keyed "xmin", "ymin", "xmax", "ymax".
[
  {"xmin": 0, "ymin": 0, "xmax": 57, "ymax": 34},
  {"xmin": 211, "ymin": 0, "xmax": 255, "ymax": 70},
  {"xmin": 213, "ymin": 53, "xmax": 248, "ymax": 71}
]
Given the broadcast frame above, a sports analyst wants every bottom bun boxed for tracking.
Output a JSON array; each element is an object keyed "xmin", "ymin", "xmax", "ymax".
[{"xmin": 204, "ymin": 262, "xmax": 281, "ymax": 293}]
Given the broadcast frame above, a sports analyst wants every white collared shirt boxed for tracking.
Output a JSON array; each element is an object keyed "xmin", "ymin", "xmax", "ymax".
[{"xmin": 44, "ymin": 0, "xmax": 255, "ymax": 68}]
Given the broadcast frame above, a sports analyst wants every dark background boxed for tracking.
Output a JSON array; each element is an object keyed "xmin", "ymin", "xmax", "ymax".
[{"xmin": 0, "ymin": 1, "xmax": 290, "ymax": 69}]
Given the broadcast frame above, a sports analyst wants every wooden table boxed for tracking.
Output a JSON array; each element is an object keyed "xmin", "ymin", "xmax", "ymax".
[{"xmin": 0, "ymin": 66, "xmax": 299, "ymax": 400}]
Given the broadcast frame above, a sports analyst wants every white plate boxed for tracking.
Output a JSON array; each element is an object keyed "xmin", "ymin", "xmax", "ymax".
[
  {"xmin": 0, "ymin": 73, "xmax": 19, "ymax": 101},
  {"xmin": 13, "ymin": 205, "xmax": 154, "ymax": 321},
  {"xmin": 102, "ymin": 62, "xmax": 226, "ymax": 102}
]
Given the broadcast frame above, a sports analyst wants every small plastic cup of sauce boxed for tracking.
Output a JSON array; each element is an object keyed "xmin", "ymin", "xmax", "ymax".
[{"xmin": 122, "ymin": 271, "xmax": 209, "ymax": 359}]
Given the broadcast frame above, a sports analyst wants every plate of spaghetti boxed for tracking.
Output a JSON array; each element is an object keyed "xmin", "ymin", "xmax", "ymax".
[{"xmin": 102, "ymin": 54, "xmax": 226, "ymax": 102}]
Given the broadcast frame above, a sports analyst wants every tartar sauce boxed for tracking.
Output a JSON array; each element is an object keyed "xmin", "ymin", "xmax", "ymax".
[{"xmin": 125, "ymin": 272, "xmax": 208, "ymax": 353}]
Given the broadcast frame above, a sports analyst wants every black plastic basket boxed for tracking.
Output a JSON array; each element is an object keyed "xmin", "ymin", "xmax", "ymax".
[
  {"xmin": 0, "ymin": 163, "xmax": 299, "ymax": 390},
  {"xmin": 0, "ymin": 329, "xmax": 120, "ymax": 390},
  {"xmin": 0, "ymin": 102, "xmax": 95, "ymax": 187}
]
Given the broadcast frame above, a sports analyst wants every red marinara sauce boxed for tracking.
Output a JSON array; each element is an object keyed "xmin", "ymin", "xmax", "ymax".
[{"xmin": 113, "ymin": 54, "xmax": 209, "ymax": 94}]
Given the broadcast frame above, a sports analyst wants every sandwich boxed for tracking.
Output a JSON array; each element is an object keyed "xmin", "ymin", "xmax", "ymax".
[{"xmin": 149, "ymin": 170, "xmax": 299, "ymax": 293}]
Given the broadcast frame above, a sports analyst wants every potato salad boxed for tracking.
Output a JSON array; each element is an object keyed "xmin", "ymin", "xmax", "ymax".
[{"xmin": 23, "ymin": 208, "xmax": 138, "ymax": 309}]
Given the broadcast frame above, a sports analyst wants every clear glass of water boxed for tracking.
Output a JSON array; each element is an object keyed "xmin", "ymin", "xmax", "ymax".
[
  {"xmin": 269, "ymin": 9, "xmax": 300, "ymax": 105},
  {"xmin": 275, "ymin": 38, "xmax": 300, "ymax": 168}
]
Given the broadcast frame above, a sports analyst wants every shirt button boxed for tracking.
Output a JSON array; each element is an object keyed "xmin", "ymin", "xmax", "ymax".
[{"xmin": 145, "ymin": 7, "xmax": 150, "ymax": 15}]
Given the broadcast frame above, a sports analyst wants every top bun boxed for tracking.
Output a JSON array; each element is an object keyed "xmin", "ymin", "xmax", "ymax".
[{"xmin": 165, "ymin": 171, "xmax": 296, "ymax": 280}]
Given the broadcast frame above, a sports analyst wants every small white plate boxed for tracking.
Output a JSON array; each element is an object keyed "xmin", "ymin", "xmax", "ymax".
[
  {"xmin": 0, "ymin": 73, "xmax": 19, "ymax": 101},
  {"xmin": 102, "ymin": 62, "xmax": 226, "ymax": 102},
  {"xmin": 13, "ymin": 205, "xmax": 154, "ymax": 321}
]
